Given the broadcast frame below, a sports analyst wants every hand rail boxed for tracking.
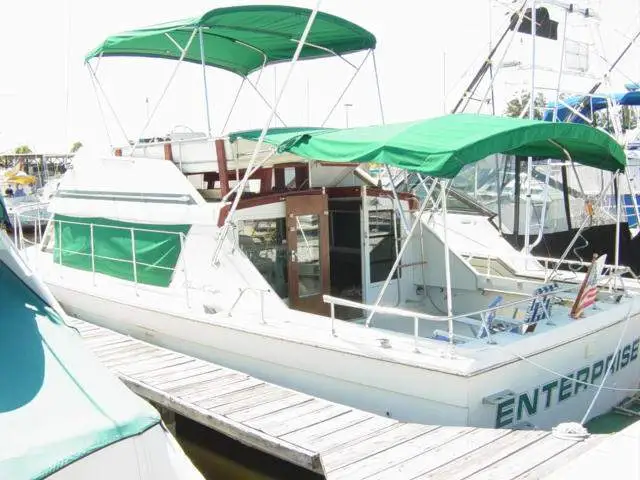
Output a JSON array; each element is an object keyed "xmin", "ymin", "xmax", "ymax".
[
  {"xmin": 324, "ymin": 283, "xmax": 579, "ymax": 348},
  {"xmin": 36, "ymin": 217, "xmax": 192, "ymax": 306},
  {"xmin": 227, "ymin": 287, "xmax": 270, "ymax": 324}
]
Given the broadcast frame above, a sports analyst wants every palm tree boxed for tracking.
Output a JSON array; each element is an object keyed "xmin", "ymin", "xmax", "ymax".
[
  {"xmin": 14, "ymin": 145, "xmax": 32, "ymax": 154},
  {"xmin": 70, "ymin": 141, "xmax": 83, "ymax": 153},
  {"xmin": 504, "ymin": 90, "xmax": 547, "ymax": 120}
]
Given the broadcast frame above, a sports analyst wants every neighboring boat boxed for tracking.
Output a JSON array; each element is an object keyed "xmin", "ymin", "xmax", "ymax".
[
  {"xmin": 0, "ymin": 229, "xmax": 204, "ymax": 478},
  {"xmin": 24, "ymin": 108, "xmax": 640, "ymax": 430}
]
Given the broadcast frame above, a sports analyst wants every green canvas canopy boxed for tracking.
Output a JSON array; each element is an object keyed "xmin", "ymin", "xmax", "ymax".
[
  {"xmin": 0, "ymin": 257, "xmax": 159, "ymax": 479},
  {"xmin": 231, "ymin": 114, "xmax": 626, "ymax": 177},
  {"xmin": 86, "ymin": 5, "xmax": 376, "ymax": 77}
]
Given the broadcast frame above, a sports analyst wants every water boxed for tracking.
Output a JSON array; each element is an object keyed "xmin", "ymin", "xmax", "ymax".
[{"xmin": 174, "ymin": 415, "xmax": 322, "ymax": 480}]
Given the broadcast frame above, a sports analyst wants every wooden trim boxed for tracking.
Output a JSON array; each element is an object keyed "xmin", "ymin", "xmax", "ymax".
[
  {"xmin": 318, "ymin": 162, "xmax": 355, "ymax": 167},
  {"xmin": 163, "ymin": 143, "xmax": 173, "ymax": 161},
  {"xmin": 295, "ymin": 165, "xmax": 309, "ymax": 189},
  {"xmin": 274, "ymin": 168, "xmax": 285, "ymax": 190},
  {"xmin": 217, "ymin": 189, "xmax": 324, "ymax": 226},
  {"xmin": 285, "ymin": 193, "xmax": 330, "ymax": 315},
  {"xmin": 215, "ymin": 139, "xmax": 230, "ymax": 197},
  {"xmin": 273, "ymin": 162, "xmax": 307, "ymax": 169}
]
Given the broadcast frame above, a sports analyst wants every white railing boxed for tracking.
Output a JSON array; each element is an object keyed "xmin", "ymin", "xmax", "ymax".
[
  {"xmin": 9, "ymin": 201, "xmax": 50, "ymax": 250},
  {"xmin": 324, "ymin": 282, "xmax": 581, "ymax": 352},
  {"xmin": 227, "ymin": 286, "xmax": 270, "ymax": 324},
  {"xmin": 14, "ymin": 215, "xmax": 275, "ymax": 320},
  {"xmin": 35, "ymin": 217, "xmax": 193, "ymax": 308},
  {"xmin": 461, "ymin": 250, "xmax": 631, "ymax": 282}
]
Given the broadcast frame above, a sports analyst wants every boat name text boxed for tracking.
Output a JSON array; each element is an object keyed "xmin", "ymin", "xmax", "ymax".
[{"xmin": 495, "ymin": 337, "xmax": 640, "ymax": 428}]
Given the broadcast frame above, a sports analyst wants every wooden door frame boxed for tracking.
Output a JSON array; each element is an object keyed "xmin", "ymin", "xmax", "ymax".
[{"xmin": 285, "ymin": 193, "xmax": 330, "ymax": 315}]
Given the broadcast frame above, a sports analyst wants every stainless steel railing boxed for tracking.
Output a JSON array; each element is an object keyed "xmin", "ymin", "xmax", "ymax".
[{"xmin": 323, "ymin": 282, "xmax": 580, "ymax": 351}]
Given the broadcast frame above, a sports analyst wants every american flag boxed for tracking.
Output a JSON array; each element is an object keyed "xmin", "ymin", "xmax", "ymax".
[{"xmin": 570, "ymin": 254, "xmax": 607, "ymax": 319}]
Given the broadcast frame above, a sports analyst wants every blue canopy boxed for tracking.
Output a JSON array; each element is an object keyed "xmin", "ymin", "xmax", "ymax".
[{"xmin": 544, "ymin": 91, "xmax": 640, "ymax": 123}]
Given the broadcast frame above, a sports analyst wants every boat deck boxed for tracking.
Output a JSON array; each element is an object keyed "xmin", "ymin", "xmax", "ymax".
[{"xmin": 71, "ymin": 317, "xmax": 611, "ymax": 479}]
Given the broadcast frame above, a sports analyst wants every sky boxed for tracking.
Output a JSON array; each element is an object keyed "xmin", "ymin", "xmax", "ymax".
[{"xmin": 0, "ymin": 0, "xmax": 639, "ymax": 154}]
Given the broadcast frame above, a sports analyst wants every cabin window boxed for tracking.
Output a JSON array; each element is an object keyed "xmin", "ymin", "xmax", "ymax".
[
  {"xmin": 368, "ymin": 209, "xmax": 401, "ymax": 283},
  {"xmin": 329, "ymin": 201, "xmax": 361, "ymax": 299},
  {"xmin": 237, "ymin": 218, "xmax": 288, "ymax": 298},
  {"xmin": 294, "ymin": 214, "xmax": 322, "ymax": 298}
]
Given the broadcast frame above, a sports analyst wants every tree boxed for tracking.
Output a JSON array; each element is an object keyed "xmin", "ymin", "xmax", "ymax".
[
  {"xmin": 70, "ymin": 141, "xmax": 83, "ymax": 153},
  {"xmin": 593, "ymin": 106, "xmax": 638, "ymax": 133},
  {"xmin": 14, "ymin": 145, "xmax": 32, "ymax": 154},
  {"xmin": 504, "ymin": 90, "xmax": 547, "ymax": 120}
]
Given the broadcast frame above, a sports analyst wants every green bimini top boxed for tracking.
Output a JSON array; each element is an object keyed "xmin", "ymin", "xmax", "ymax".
[
  {"xmin": 85, "ymin": 5, "xmax": 376, "ymax": 77},
  {"xmin": 230, "ymin": 114, "xmax": 626, "ymax": 177},
  {"xmin": 0, "ymin": 259, "xmax": 160, "ymax": 479}
]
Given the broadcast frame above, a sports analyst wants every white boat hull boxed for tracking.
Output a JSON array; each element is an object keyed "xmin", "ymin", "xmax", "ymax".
[{"xmin": 46, "ymin": 278, "xmax": 640, "ymax": 430}]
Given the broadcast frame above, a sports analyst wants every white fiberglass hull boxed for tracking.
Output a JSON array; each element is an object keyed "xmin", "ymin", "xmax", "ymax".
[
  {"xmin": 45, "ymin": 277, "xmax": 640, "ymax": 430},
  {"xmin": 49, "ymin": 424, "xmax": 203, "ymax": 480}
]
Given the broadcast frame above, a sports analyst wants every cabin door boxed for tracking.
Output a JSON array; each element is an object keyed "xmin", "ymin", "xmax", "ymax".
[{"xmin": 286, "ymin": 194, "xmax": 330, "ymax": 315}]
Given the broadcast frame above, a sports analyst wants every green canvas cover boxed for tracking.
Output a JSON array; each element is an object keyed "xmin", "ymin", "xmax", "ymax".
[
  {"xmin": 0, "ymin": 258, "xmax": 160, "ymax": 479},
  {"xmin": 86, "ymin": 5, "xmax": 376, "ymax": 76},
  {"xmin": 231, "ymin": 114, "xmax": 626, "ymax": 177},
  {"xmin": 0, "ymin": 195, "xmax": 8, "ymax": 229},
  {"xmin": 53, "ymin": 215, "xmax": 190, "ymax": 287}
]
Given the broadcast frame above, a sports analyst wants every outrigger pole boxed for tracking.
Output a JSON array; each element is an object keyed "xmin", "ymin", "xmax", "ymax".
[
  {"xmin": 565, "ymin": 28, "xmax": 640, "ymax": 124},
  {"xmin": 451, "ymin": 0, "xmax": 528, "ymax": 114}
]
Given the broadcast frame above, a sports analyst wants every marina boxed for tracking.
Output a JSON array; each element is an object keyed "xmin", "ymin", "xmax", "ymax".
[
  {"xmin": 5, "ymin": 1, "xmax": 640, "ymax": 478},
  {"xmin": 70, "ymin": 315, "xmax": 628, "ymax": 479}
]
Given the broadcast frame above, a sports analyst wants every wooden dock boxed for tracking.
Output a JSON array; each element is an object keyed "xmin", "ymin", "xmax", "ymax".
[{"xmin": 71, "ymin": 318, "xmax": 610, "ymax": 479}]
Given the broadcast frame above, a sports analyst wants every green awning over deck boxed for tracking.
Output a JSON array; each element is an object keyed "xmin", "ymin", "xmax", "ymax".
[
  {"xmin": 231, "ymin": 114, "xmax": 626, "ymax": 177},
  {"xmin": 85, "ymin": 5, "xmax": 376, "ymax": 76}
]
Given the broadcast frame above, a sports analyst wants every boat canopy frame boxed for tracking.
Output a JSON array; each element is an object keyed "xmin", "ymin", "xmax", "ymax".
[
  {"xmin": 230, "ymin": 113, "xmax": 627, "ymax": 177},
  {"xmin": 85, "ymin": 4, "xmax": 379, "ymax": 145}
]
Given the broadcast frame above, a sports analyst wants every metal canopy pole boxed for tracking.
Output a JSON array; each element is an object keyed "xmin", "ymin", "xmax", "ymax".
[
  {"xmin": 546, "ymin": 172, "xmax": 617, "ymax": 282},
  {"xmin": 87, "ymin": 63, "xmax": 130, "ymax": 146},
  {"xmin": 245, "ymin": 76, "xmax": 289, "ymax": 127},
  {"xmin": 371, "ymin": 50, "xmax": 385, "ymax": 124},
  {"xmin": 130, "ymin": 29, "xmax": 198, "ymax": 153},
  {"xmin": 320, "ymin": 49, "xmax": 372, "ymax": 127},
  {"xmin": 523, "ymin": 0, "xmax": 537, "ymax": 255},
  {"xmin": 87, "ymin": 64, "xmax": 115, "ymax": 147},
  {"xmin": 441, "ymin": 180, "xmax": 454, "ymax": 348},
  {"xmin": 624, "ymin": 172, "xmax": 640, "ymax": 231},
  {"xmin": 220, "ymin": 77, "xmax": 246, "ymax": 135},
  {"xmin": 614, "ymin": 171, "xmax": 622, "ymax": 290},
  {"xmin": 212, "ymin": 0, "xmax": 323, "ymax": 266},
  {"xmin": 385, "ymin": 165, "xmax": 410, "ymax": 234},
  {"xmin": 365, "ymin": 179, "xmax": 440, "ymax": 327},
  {"xmin": 199, "ymin": 27, "xmax": 213, "ymax": 137}
]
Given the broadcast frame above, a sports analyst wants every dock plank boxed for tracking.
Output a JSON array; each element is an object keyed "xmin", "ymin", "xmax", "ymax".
[
  {"xmin": 327, "ymin": 426, "xmax": 471, "ymax": 480},
  {"xmin": 365, "ymin": 427, "xmax": 507, "ymax": 479},
  {"xmin": 422, "ymin": 430, "xmax": 546, "ymax": 480},
  {"xmin": 322, "ymin": 422, "xmax": 436, "ymax": 473},
  {"xmin": 228, "ymin": 393, "xmax": 314, "ymax": 423},
  {"xmin": 206, "ymin": 384, "xmax": 299, "ymax": 415},
  {"xmin": 281, "ymin": 409, "xmax": 374, "ymax": 446},
  {"xmin": 465, "ymin": 433, "xmax": 585, "ymax": 480},
  {"xmin": 311, "ymin": 415, "xmax": 399, "ymax": 453},
  {"xmin": 254, "ymin": 403, "xmax": 351, "ymax": 437},
  {"xmin": 135, "ymin": 361, "xmax": 213, "ymax": 383},
  {"xmin": 72, "ymin": 318, "xmax": 609, "ymax": 479}
]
